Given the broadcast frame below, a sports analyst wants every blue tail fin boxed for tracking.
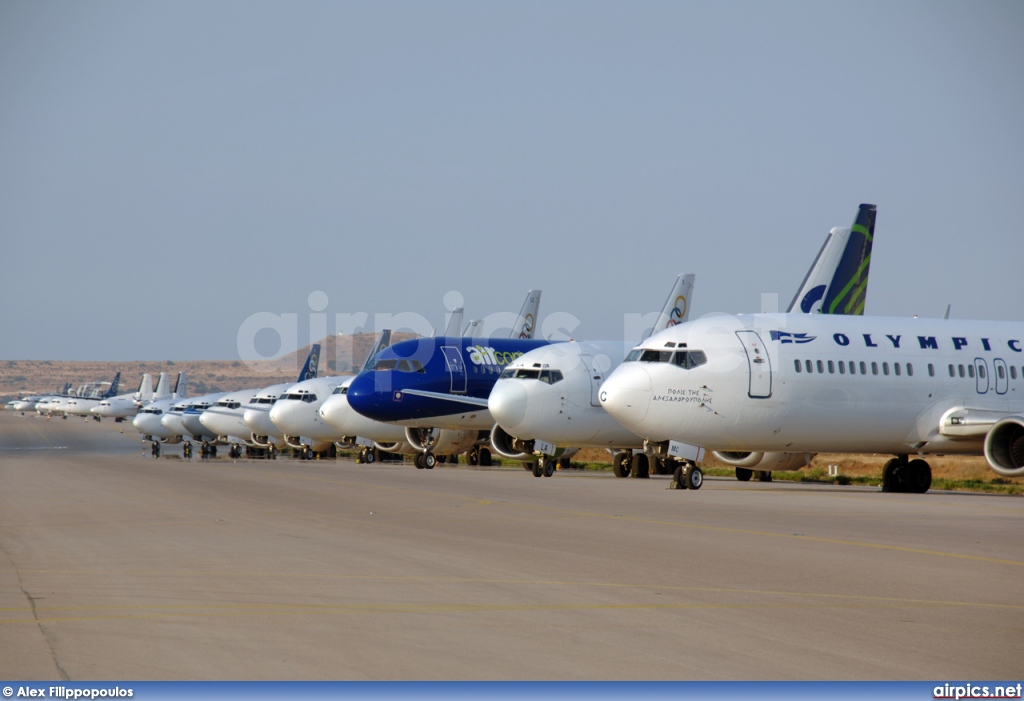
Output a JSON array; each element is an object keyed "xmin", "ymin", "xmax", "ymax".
[
  {"xmin": 361, "ymin": 330, "xmax": 392, "ymax": 373},
  {"xmin": 820, "ymin": 203, "xmax": 876, "ymax": 315},
  {"xmin": 297, "ymin": 344, "xmax": 321, "ymax": 382},
  {"xmin": 103, "ymin": 372, "xmax": 121, "ymax": 398}
]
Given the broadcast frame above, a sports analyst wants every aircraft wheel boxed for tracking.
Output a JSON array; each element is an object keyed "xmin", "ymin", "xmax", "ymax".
[
  {"xmin": 881, "ymin": 458, "xmax": 902, "ymax": 492},
  {"xmin": 653, "ymin": 457, "xmax": 671, "ymax": 475},
  {"xmin": 466, "ymin": 446, "xmax": 479, "ymax": 466},
  {"xmin": 631, "ymin": 452, "xmax": 650, "ymax": 478},
  {"xmin": 907, "ymin": 459, "xmax": 932, "ymax": 493},
  {"xmin": 685, "ymin": 465, "xmax": 704, "ymax": 490},
  {"xmin": 756, "ymin": 470, "xmax": 772, "ymax": 482},
  {"xmin": 613, "ymin": 452, "xmax": 631, "ymax": 478},
  {"xmin": 365, "ymin": 448, "xmax": 377, "ymax": 464},
  {"xmin": 424, "ymin": 453, "xmax": 436, "ymax": 469},
  {"xmin": 210, "ymin": 446, "xmax": 217, "ymax": 458},
  {"xmin": 448, "ymin": 454, "xmax": 458, "ymax": 465},
  {"xmin": 269, "ymin": 445, "xmax": 278, "ymax": 460},
  {"xmin": 531, "ymin": 459, "xmax": 543, "ymax": 477},
  {"xmin": 671, "ymin": 463, "xmax": 687, "ymax": 489},
  {"xmin": 544, "ymin": 457, "xmax": 556, "ymax": 477},
  {"xmin": 183, "ymin": 442, "xmax": 192, "ymax": 458},
  {"xmin": 414, "ymin": 453, "xmax": 425, "ymax": 469},
  {"xmin": 479, "ymin": 448, "xmax": 492, "ymax": 466},
  {"xmin": 735, "ymin": 468, "xmax": 752, "ymax": 481}
]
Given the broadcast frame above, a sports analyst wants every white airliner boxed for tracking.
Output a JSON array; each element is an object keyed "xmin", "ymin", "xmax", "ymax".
[
  {"xmin": 487, "ymin": 203, "xmax": 879, "ymax": 481},
  {"xmin": 132, "ymin": 372, "xmax": 189, "ymax": 456},
  {"xmin": 599, "ymin": 312, "xmax": 1024, "ymax": 492},
  {"xmin": 91, "ymin": 374, "xmax": 156, "ymax": 421},
  {"xmin": 488, "ymin": 274, "xmax": 695, "ymax": 477},
  {"xmin": 10, "ymin": 383, "xmax": 71, "ymax": 414}
]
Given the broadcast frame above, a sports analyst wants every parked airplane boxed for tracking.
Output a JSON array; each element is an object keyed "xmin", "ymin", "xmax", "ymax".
[
  {"xmin": 599, "ymin": 312, "xmax": 1024, "ymax": 492},
  {"xmin": 344, "ymin": 292, "xmax": 546, "ymax": 468},
  {"xmin": 199, "ymin": 344, "xmax": 321, "ymax": 458},
  {"xmin": 63, "ymin": 373, "xmax": 123, "ymax": 418},
  {"xmin": 132, "ymin": 372, "xmax": 189, "ymax": 456},
  {"xmin": 10, "ymin": 383, "xmax": 71, "ymax": 414},
  {"xmin": 91, "ymin": 374, "xmax": 155, "ymax": 421},
  {"xmin": 487, "ymin": 203, "xmax": 878, "ymax": 481}
]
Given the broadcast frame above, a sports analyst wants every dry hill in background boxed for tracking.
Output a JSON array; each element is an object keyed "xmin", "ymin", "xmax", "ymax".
[{"xmin": 0, "ymin": 333, "xmax": 416, "ymax": 399}]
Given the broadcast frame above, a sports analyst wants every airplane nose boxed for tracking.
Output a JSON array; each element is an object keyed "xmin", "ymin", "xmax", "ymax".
[
  {"xmin": 599, "ymin": 364, "xmax": 652, "ymax": 431},
  {"xmin": 488, "ymin": 381, "xmax": 528, "ymax": 431},
  {"xmin": 345, "ymin": 374, "xmax": 387, "ymax": 422}
]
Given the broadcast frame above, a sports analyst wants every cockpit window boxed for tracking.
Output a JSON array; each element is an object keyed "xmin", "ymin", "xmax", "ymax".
[
  {"xmin": 332, "ymin": 385, "xmax": 349, "ymax": 395},
  {"xmin": 500, "ymin": 368, "xmax": 517, "ymax": 379},
  {"xmin": 639, "ymin": 349, "xmax": 674, "ymax": 363},
  {"xmin": 283, "ymin": 392, "xmax": 316, "ymax": 402},
  {"xmin": 374, "ymin": 359, "xmax": 398, "ymax": 371},
  {"xmin": 672, "ymin": 350, "xmax": 707, "ymax": 369},
  {"xmin": 539, "ymin": 370, "xmax": 563, "ymax": 384},
  {"xmin": 396, "ymin": 359, "xmax": 426, "ymax": 373}
]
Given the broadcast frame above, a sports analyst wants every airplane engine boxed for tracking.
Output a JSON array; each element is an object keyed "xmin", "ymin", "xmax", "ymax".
[
  {"xmin": 711, "ymin": 451, "xmax": 811, "ymax": 471},
  {"xmin": 489, "ymin": 425, "xmax": 537, "ymax": 461},
  {"xmin": 984, "ymin": 417, "xmax": 1024, "ymax": 477},
  {"xmin": 404, "ymin": 427, "xmax": 478, "ymax": 455},
  {"xmin": 374, "ymin": 440, "xmax": 414, "ymax": 454}
]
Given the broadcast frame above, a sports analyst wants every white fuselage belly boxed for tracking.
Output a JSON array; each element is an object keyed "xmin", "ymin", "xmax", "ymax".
[{"xmin": 603, "ymin": 313, "xmax": 1024, "ymax": 456}]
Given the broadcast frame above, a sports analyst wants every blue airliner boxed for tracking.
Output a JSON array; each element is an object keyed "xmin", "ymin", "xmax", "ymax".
[{"xmin": 346, "ymin": 336, "xmax": 551, "ymax": 432}]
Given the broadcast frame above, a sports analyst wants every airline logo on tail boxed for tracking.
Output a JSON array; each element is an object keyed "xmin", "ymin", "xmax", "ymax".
[
  {"xmin": 517, "ymin": 313, "xmax": 536, "ymax": 339},
  {"xmin": 667, "ymin": 294, "xmax": 689, "ymax": 327},
  {"xmin": 821, "ymin": 204, "xmax": 875, "ymax": 316},
  {"xmin": 299, "ymin": 344, "xmax": 321, "ymax": 381}
]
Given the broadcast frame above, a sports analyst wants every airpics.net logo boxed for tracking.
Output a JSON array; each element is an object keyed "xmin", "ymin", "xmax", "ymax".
[{"xmin": 933, "ymin": 682, "xmax": 1023, "ymax": 699}]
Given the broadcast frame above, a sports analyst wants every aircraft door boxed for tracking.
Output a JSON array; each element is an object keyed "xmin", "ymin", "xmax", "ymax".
[
  {"xmin": 974, "ymin": 358, "xmax": 989, "ymax": 395},
  {"xmin": 735, "ymin": 330, "xmax": 772, "ymax": 399},
  {"xmin": 579, "ymin": 354, "xmax": 603, "ymax": 407},
  {"xmin": 994, "ymin": 358, "xmax": 1008, "ymax": 395},
  {"xmin": 441, "ymin": 346, "xmax": 467, "ymax": 394}
]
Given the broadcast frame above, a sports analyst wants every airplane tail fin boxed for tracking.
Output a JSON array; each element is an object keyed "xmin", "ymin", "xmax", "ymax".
[
  {"xmin": 59, "ymin": 381, "xmax": 71, "ymax": 396},
  {"xmin": 297, "ymin": 344, "xmax": 321, "ymax": 382},
  {"xmin": 136, "ymin": 374, "xmax": 154, "ymax": 402},
  {"xmin": 444, "ymin": 307, "xmax": 464, "ymax": 338},
  {"xmin": 361, "ymin": 330, "xmax": 393, "ymax": 373},
  {"xmin": 103, "ymin": 372, "xmax": 121, "ymax": 398},
  {"xmin": 644, "ymin": 273, "xmax": 696, "ymax": 340},
  {"xmin": 463, "ymin": 319, "xmax": 483, "ymax": 338},
  {"xmin": 153, "ymin": 372, "xmax": 171, "ymax": 400},
  {"xmin": 511, "ymin": 289, "xmax": 542, "ymax": 339},
  {"xmin": 819, "ymin": 204, "xmax": 875, "ymax": 315},
  {"xmin": 173, "ymin": 371, "xmax": 188, "ymax": 399}
]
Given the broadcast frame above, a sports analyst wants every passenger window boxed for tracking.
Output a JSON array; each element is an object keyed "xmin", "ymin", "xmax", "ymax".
[
  {"xmin": 949, "ymin": 364, "xmax": 956, "ymax": 378},
  {"xmin": 827, "ymin": 360, "xmax": 835, "ymax": 374},
  {"xmin": 958, "ymin": 364, "xmax": 965, "ymax": 378},
  {"xmin": 871, "ymin": 362, "xmax": 878, "ymax": 376},
  {"xmin": 1011, "ymin": 366, "xmax": 1018, "ymax": 380},
  {"xmin": 848, "ymin": 361, "xmax": 856, "ymax": 375},
  {"xmin": 805, "ymin": 359, "xmax": 813, "ymax": 373},
  {"xmin": 968, "ymin": 365, "xmax": 975, "ymax": 379},
  {"xmin": 928, "ymin": 363, "xmax": 935, "ymax": 377},
  {"xmin": 816, "ymin": 360, "xmax": 824, "ymax": 374},
  {"xmin": 860, "ymin": 361, "xmax": 867, "ymax": 375},
  {"xmin": 907, "ymin": 363, "xmax": 913, "ymax": 377},
  {"xmin": 794, "ymin": 359, "xmax": 802, "ymax": 373},
  {"xmin": 894, "ymin": 363, "xmax": 901, "ymax": 377},
  {"xmin": 882, "ymin": 362, "xmax": 889, "ymax": 376},
  {"xmin": 838, "ymin": 361, "xmax": 845, "ymax": 375},
  {"xmin": 978, "ymin": 365, "xmax": 986, "ymax": 379},
  {"xmin": 998, "ymin": 365, "xmax": 1006, "ymax": 380}
]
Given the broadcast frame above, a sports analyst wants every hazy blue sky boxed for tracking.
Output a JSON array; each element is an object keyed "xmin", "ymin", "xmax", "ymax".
[{"xmin": 2, "ymin": 1, "xmax": 1022, "ymax": 362}]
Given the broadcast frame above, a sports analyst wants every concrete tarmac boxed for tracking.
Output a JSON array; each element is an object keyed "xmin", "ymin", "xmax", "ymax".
[{"xmin": 0, "ymin": 412, "xmax": 1021, "ymax": 680}]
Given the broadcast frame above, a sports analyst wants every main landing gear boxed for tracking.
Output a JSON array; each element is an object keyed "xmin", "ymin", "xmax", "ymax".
[
  {"xmin": 414, "ymin": 452, "xmax": 436, "ymax": 469},
  {"xmin": 882, "ymin": 455, "xmax": 932, "ymax": 493},
  {"xmin": 530, "ymin": 455, "xmax": 556, "ymax": 477},
  {"xmin": 671, "ymin": 462, "xmax": 704, "ymax": 490},
  {"xmin": 465, "ymin": 446, "xmax": 492, "ymax": 467}
]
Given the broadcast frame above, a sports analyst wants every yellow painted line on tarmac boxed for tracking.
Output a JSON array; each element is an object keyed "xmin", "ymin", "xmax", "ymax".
[{"xmin": 1, "ymin": 594, "xmax": 1021, "ymax": 626}]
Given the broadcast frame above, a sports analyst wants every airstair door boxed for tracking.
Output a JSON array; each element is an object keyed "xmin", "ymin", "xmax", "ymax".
[
  {"xmin": 735, "ymin": 331, "xmax": 772, "ymax": 399},
  {"xmin": 441, "ymin": 346, "xmax": 467, "ymax": 394}
]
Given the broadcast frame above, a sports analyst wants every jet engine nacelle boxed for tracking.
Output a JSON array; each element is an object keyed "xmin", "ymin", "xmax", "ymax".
[
  {"xmin": 404, "ymin": 427, "xmax": 478, "ymax": 455},
  {"xmin": 984, "ymin": 417, "xmax": 1024, "ymax": 477},
  {"xmin": 489, "ymin": 424, "xmax": 539, "ymax": 461},
  {"xmin": 711, "ymin": 450, "xmax": 811, "ymax": 471},
  {"xmin": 374, "ymin": 440, "xmax": 414, "ymax": 454}
]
